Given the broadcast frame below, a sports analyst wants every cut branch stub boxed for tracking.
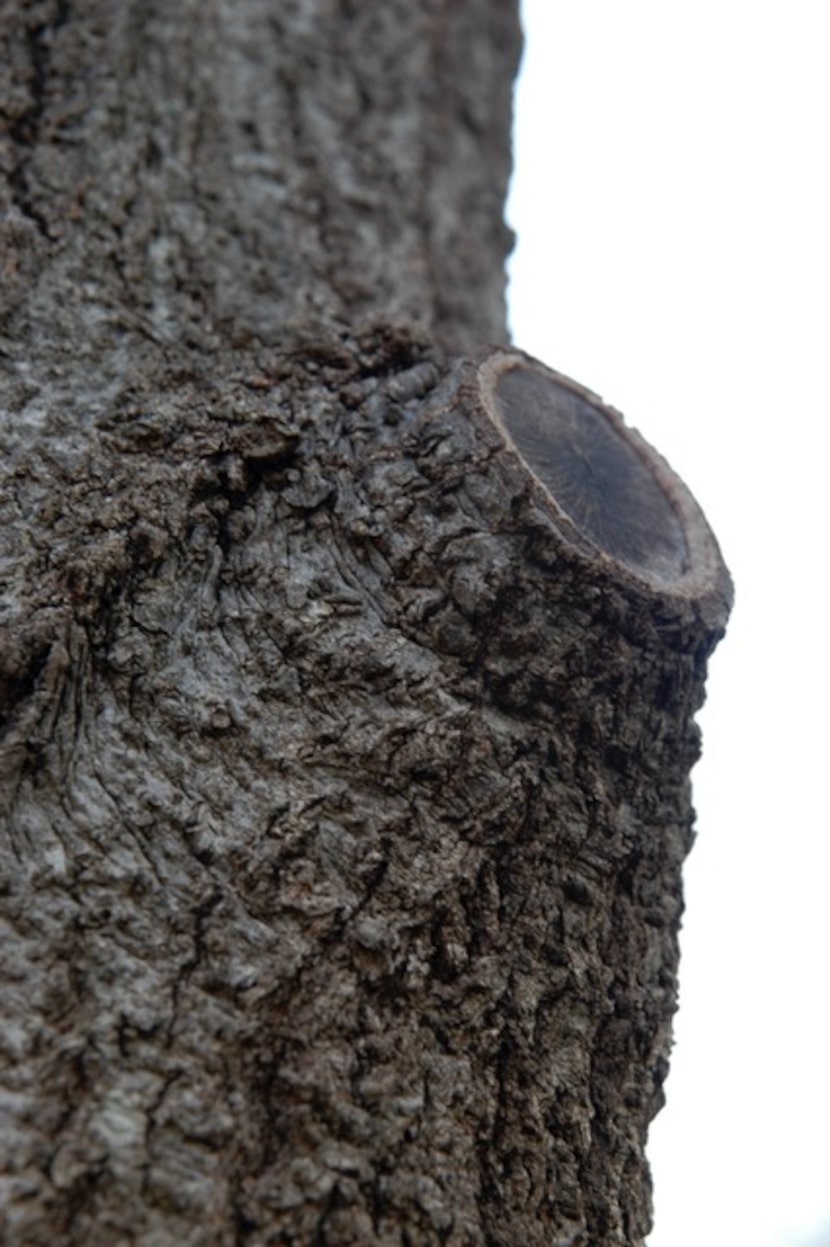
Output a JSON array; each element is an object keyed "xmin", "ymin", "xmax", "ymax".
[
  {"xmin": 476, "ymin": 351, "xmax": 732, "ymax": 621},
  {"xmin": 0, "ymin": 338, "xmax": 733, "ymax": 1246}
]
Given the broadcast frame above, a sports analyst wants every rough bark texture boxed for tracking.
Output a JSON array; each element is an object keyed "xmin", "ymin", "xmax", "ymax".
[{"xmin": 0, "ymin": 4, "xmax": 730, "ymax": 1245}]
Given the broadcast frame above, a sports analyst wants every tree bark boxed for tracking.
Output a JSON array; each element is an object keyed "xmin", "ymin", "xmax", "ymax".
[{"xmin": 0, "ymin": 4, "xmax": 730, "ymax": 1245}]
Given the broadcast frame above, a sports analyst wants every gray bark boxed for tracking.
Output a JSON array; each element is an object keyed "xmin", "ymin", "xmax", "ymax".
[{"xmin": 0, "ymin": 3, "xmax": 731, "ymax": 1245}]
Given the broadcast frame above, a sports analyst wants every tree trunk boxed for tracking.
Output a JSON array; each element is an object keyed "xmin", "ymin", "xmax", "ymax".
[{"xmin": 0, "ymin": 4, "xmax": 730, "ymax": 1245}]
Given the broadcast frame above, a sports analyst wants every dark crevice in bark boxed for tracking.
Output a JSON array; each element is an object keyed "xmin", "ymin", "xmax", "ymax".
[{"xmin": 6, "ymin": 0, "xmax": 71, "ymax": 236}]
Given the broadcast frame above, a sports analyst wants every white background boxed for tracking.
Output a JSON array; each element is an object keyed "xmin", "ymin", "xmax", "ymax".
[{"xmin": 507, "ymin": 3, "xmax": 830, "ymax": 1244}]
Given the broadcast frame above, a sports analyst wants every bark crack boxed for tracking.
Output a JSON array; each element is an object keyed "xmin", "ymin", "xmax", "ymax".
[{"xmin": 5, "ymin": 0, "xmax": 71, "ymax": 237}]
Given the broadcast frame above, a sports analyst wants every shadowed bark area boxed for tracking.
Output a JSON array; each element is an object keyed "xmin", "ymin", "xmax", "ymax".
[{"xmin": 0, "ymin": 4, "xmax": 730, "ymax": 1246}]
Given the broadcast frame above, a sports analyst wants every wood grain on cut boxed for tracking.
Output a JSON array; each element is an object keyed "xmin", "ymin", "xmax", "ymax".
[{"xmin": 492, "ymin": 364, "xmax": 688, "ymax": 583}]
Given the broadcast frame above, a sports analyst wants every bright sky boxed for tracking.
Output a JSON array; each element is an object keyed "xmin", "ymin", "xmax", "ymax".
[{"xmin": 507, "ymin": 3, "xmax": 830, "ymax": 1245}]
